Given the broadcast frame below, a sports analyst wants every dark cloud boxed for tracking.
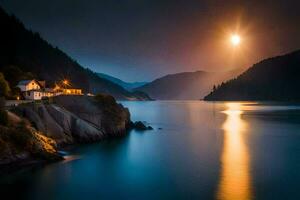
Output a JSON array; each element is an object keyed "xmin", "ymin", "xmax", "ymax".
[{"xmin": 1, "ymin": 0, "xmax": 300, "ymax": 81}]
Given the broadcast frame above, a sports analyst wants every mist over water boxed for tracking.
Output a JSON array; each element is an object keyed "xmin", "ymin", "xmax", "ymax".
[{"xmin": 1, "ymin": 101, "xmax": 300, "ymax": 200}]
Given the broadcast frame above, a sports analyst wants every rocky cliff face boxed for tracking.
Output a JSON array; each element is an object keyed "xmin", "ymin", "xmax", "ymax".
[
  {"xmin": 0, "ymin": 112, "xmax": 62, "ymax": 166},
  {"xmin": 0, "ymin": 95, "xmax": 131, "ymax": 167},
  {"xmin": 14, "ymin": 95, "xmax": 131, "ymax": 145}
]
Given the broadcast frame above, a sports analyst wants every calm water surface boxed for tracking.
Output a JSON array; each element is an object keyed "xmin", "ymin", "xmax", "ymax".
[{"xmin": 1, "ymin": 101, "xmax": 300, "ymax": 200}]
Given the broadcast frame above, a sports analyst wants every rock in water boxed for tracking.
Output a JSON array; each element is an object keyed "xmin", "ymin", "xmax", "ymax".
[{"xmin": 131, "ymin": 121, "xmax": 153, "ymax": 131}]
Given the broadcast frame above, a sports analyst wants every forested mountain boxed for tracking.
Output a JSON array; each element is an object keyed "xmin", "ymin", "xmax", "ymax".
[
  {"xmin": 204, "ymin": 50, "xmax": 300, "ymax": 101},
  {"xmin": 135, "ymin": 70, "xmax": 242, "ymax": 100},
  {"xmin": 0, "ymin": 7, "xmax": 148, "ymax": 100},
  {"xmin": 97, "ymin": 73, "xmax": 147, "ymax": 91}
]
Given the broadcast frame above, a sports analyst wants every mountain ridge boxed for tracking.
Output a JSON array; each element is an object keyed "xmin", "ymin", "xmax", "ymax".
[
  {"xmin": 135, "ymin": 69, "xmax": 243, "ymax": 100},
  {"xmin": 0, "ymin": 6, "xmax": 148, "ymax": 100},
  {"xmin": 97, "ymin": 73, "xmax": 147, "ymax": 91},
  {"xmin": 204, "ymin": 50, "xmax": 300, "ymax": 101}
]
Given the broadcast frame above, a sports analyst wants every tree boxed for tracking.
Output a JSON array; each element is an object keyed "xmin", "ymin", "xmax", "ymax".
[
  {"xmin": 213, "ymin": 85, "xmax": 216, "ymax": 92},
  {"xmin": 0, "ymin": 72, "xmax": 10, "ymax": 97},
  {"xmin": 1, "ymin": 65, "xmax": 35, "ymax": 87}
]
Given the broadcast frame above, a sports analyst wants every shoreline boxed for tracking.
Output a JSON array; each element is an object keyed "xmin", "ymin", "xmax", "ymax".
[{"xmin": 0, "ymin": 119, "xmax": 151, "ymax": 175}]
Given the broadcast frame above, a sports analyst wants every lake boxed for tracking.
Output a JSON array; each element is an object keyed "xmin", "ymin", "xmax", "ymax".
[{"xmin": 1, "ymin": 101, "xmax": 300, "ymax": 200}]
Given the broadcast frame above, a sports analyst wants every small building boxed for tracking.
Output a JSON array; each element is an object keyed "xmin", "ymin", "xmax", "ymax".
[
  {"xmin": 17, "ymin": 80, "xmax": 42, "ymax": 92},
  {"xmin": 62, "ymin": 88, "xmax": 82, "ymax": 95},
  {"xmin": 23, "ymin": 90, "xmax": 54, "ymax": 100},
  {"xmin": 17, "ymin": 79, "xmax": 54, "ymax": 100},
  {"xmin": 17, "ymin": 79, "xmax": 82, "ymax": 100}
]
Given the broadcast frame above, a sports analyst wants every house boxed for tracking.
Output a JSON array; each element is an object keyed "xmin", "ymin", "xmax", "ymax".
[
  {"xmin": 17, "ymin": 79, "xmax": 54, "ymax": 100},
  {"xmin": 62, "ymin": 88, "xmax": 82, "ymax": 95},
  {"xmin": 23, "ymin": 90, "xmax": 54, "ymax": 100},
  {"xmin": 53, "ymin": 80, "xmax": 82, "ymax": 95},
  {"xmin": 17, "ymin": 79, "xmax": 82, "ymax": 100},
  {"xmin": 17, "ymin": 80, "xmax": 42, "ymax": 92}
]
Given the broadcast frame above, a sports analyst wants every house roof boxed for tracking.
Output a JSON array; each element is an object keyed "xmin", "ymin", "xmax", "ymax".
[
  {"xmin": 17, "ymin": 80, "xmax": 33, "ymax": 86},
  {"xmin": 38, "ymin": 80, "xmax": 46, "ymax": 88},
  {"xmin": 17, "ymin": 79, "xmax": 44, "ymax": 87}
]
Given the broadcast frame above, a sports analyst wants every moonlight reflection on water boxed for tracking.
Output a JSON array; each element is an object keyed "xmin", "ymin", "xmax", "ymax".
[{"xmin": 217, "ymin": 103, "xmax": 252, "ymax": 200}]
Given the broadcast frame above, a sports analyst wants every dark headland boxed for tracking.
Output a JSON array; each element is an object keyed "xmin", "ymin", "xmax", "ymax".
[{"xmin": 204, "ymin": 50, "xmax": 300, "ymax": 101}]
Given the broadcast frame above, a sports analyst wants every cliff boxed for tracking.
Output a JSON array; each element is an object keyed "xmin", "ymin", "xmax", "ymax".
[
  {"xmin": 13, "ymin": 95, "xmax": 131, "ymax": 145},
  {"xmin": 0, "ymin": 111, "xmax": 61, "ymax": 166}
]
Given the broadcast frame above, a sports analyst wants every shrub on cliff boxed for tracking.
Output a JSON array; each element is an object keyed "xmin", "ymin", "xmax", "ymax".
[
  {"xmin": 0, "ymin": 120, "xmax": 61, "ymax": 164},
  {"xmin": 9, "ymin": 121, "xmax": 32, "ymax": 148},
  {"xmin": 0, "ymin": 73, "xmax": 10, "ymax": 97},
  {"xmin": 1, "ymin": 65, "xmax": 35, "ymax": 89}
]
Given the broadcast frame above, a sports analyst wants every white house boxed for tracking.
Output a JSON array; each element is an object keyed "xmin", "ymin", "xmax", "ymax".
[
  {"xmin": 17, "ymin": 80, "xmax": 42, "ymax": 92},
  {"xmin": 16, "ymin": 79, "xmax": 82, "ymax": 100},
  {"xmin": 23, "ymin": 90, "xmax": 55, "ymax": 100},
  {"xmin": 23, "ymin": 90, "xmax": 43, "ymax": 100},
  {"xmin": 17, "ymin": 79, "xmax": 52, "ymax": 100}
]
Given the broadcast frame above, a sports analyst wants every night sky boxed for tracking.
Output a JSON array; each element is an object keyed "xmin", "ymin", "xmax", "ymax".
[{"xmin": 1, "ymin": 0, "xmax": 300, "ymax": 82}]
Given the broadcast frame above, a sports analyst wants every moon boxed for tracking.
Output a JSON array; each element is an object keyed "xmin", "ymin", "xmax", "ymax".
[{"xmin": 230, "ymin": 34, "xmax": 241, "ymax": 46}]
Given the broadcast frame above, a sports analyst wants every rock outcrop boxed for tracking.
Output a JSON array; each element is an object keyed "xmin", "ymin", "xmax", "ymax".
[
  {"xmin": 0, "ymin": 112, "xmax": 62, "ymax": 166},
  {"xmin": 13, "ymin": 95, "xmax": 131, "ymax": 145},
  {"xmin": 129, "ymin": 121, "xmax": 153, "ymax": 131},
  {"xmin": 1, "ymin": 94, "xmax": 153, "ymax": 167}
]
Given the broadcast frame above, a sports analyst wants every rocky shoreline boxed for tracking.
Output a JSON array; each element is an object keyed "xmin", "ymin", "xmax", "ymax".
[{"xmin": 0, "ymin": 94, "xmax": 151, "ymax": 168}]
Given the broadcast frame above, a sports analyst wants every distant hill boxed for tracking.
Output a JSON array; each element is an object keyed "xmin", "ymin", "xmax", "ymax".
[
  {"xmin": 0, "ymin": 7, "xmax": 149, "ymax": 100},
  {"xmin": 135, "ymin": 70, "xmax": 242, "ymax": 100},
  {"xmin": 97, "ymin": 73, "xmax": 147, "ymax": 91},
  {"xmin": 204, "ymin": 50, "xmax": 300, "ymax": 101}
]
